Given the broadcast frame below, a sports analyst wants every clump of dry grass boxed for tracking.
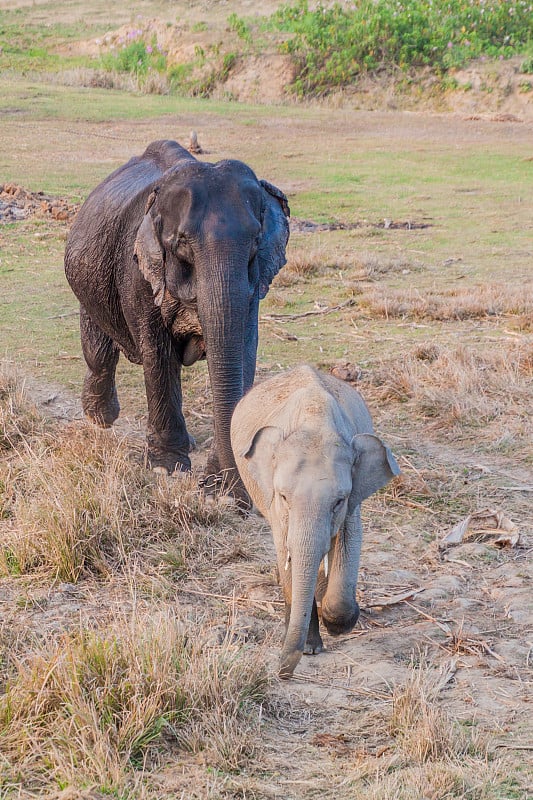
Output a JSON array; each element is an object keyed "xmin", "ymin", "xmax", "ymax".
[
  {"xmin": 0, "ymin": 423, "xmax": 239, "ymax": 582},
  {"xmin": 390, "ymin": 663, "xmax": 458, "ymax": 762},
  {"xmin": 277, "ymin": 248, "xmax": 414, "ymax": 289},
  {"xmin": 368, "ymin": 341, "xmax": 533, "ymax": 442},
  {"xmin": 273, "ymin": 248, "xmax": 329, "ymax": 287},
  {"xmin": 0, "ymin": 362, "xmax": 44, "ymax": 451},
  {"xmin": 355, "ymin": 282, "xmax": 533, "ymax": 326},
  {"xmin": 0, "ymin": 607, "xmax": 268, "ymax": 793},
  {"xmin": 354, "ymin": 253, "xmax": 416, "ymax": 281},
  {"xmin": 341, "ymin": 758, "xmax": 510, "ymax": 800}
]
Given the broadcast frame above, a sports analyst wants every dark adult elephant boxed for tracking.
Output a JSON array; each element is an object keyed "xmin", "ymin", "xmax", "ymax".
[{"xmin": 64, "ymin": 139, "xmax": 290, "ymax": 501}]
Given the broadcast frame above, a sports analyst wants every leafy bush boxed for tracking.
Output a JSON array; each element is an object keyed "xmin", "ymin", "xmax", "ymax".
[
  {"xmin": 266, "ymin": 0, "xmax": 533, "ymax": 95},
  {"xmin": 101, "ymin": 32, "xmax": 167, "ymax": 78},
  {"xmin": 228, "ymin": 12, "xmax": 252, "ymax": 42}
]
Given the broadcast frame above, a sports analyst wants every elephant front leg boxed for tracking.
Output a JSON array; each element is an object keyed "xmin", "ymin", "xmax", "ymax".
[
  {"xmin": 321, "ymin": 508, "xmax": 362, "ymax": 636},
  {"xmin": 80, "ymin": 306, "xmax": 120, "ymax": 428},
  {"xmin": 142, "ymin": 340, "xmax": 191, "ymax": 474}
]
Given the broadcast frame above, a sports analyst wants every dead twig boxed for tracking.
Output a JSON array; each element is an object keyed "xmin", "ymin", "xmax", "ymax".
[
  {"xmin": 493, "ymin": 742, "xmax": 533, "ymax": 750},
  {"xmin": 363, "ymin": 587, "xmax": 425, "ymax": 609},
  {"xmin": 392, "ymin": 497, "xmax": 437, "ymax": 513},
  {"xmin": 184, "ymin": 586, "xmax": 284, "ymax": 607},
  {"xmin": 404, "ymin": 602, "xmax": 452, "ymax": 635},
  {"xmin": 293, "ymin": 671, "xmax": 391, "ymax": 701},
  {"xmin": 261, "ymin": 298, "xmax": 355, "ymax": 322}
]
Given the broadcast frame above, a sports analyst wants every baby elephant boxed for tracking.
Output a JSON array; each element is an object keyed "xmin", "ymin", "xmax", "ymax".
[{"xmin": 231, "ymin": 365, "xmax": 400, "ymax": 678}]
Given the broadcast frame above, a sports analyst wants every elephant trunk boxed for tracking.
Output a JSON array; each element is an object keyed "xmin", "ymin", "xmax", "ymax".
[
  {"xmin": 197, "ymin": 257, "xmax": 250, "ymax": 498},
  {"xmin": 279, "ymin": 520, "xmax": 325, "ymax": 679}
]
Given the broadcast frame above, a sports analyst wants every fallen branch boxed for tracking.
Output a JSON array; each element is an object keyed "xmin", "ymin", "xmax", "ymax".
[
  {"xmin": 493, "ymin": 742, "xmax": 533, "ymax": 750},
  {"xmin": 392, "ymin": 497, "xmax": 437, "ymax": 514},
  {"xmin": 497, "ymin": 485, "xmax": 533, "ymax": 492},
  {"xmin": 261, "ymin": 298, "xmax": 355, "ymax": 322}
]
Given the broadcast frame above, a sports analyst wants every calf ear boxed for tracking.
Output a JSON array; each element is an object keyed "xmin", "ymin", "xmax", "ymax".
[
  {"xmin": 349, "ymin": 433, "xmax": 400, "ymax": 510},
  {"xmin": 240, "ymin": 425, "xmax": 282, "ymax": 510},
  {"xmin": 134, "ymin": 192, "xmax": 165, "ymax": 306},
  {"xmin": 257, "ymin": 180, "xmax": 290, "ymax": 299}
]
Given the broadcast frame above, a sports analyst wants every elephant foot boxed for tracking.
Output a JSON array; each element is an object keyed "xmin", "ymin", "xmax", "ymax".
[
  {"xmin": 322, "ymin": 601, "xmax": 360, "ymax": 637},
  {"xmin": 148, "ymin": 456, "xmax": 191, "ymax": 475},
  {"xmin": 146, "ymin": 426, "xmax": 192, "ymax": 474},
  {"xmin": 200, "ymin": 467, "xmax": 251, "ymax": 511},
  {"xmin": 304, "ymin": 634, "xmax": 324, "ymax": 655},
  {"xmin": 147, "ymin": 446, "xmax": 191, "ymax": 475}
]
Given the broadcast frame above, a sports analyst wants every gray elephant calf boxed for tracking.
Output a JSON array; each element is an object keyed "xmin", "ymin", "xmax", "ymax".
[{"xmin": 231, "ymin": 365, "xmax": 400, "ymax": 678}]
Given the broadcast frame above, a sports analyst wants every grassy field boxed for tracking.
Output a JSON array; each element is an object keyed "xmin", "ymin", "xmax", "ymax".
[{"xmin": 1, "ymin": 3, "xmax": 532, "ymax": 799}]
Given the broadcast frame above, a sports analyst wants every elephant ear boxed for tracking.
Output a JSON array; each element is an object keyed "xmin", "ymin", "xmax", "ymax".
[
  {"xmin": 349, "ymin": 433, "xmax": 400, "ymax": 511},
  {"xmin": 257, "ymin": 180, "xmax": 290, "ymax": 299},
  {"xmin": 240, "ymin": 425, "xmax": 283, "ymax": 512},
  {"xmin": 134, "ymin": 190, "xmax": 165, "ymax": 307}
]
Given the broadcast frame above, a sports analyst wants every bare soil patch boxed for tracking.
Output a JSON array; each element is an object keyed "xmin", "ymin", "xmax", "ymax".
[{"xmin": 0, "ymin": 183, "xmax": 79, "ymax": 223}]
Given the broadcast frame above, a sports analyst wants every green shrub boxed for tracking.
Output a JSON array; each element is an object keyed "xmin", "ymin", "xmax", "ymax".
[
  {"xmin": 102, "ymin": 34, "xmax": 167, "ymax": 78},
  {"xmin": 520, "ymin": 53, "xmax": 533, "ymax": 73},
  {"xmin": 228, "ymin": 12, "xmax": 252, "ymax": 43},
  {"xmin": 266, "ymin": 0, "xmax": 533, "ymax": 95}
]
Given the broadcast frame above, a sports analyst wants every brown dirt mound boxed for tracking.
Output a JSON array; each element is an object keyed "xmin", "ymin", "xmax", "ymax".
[{"xmin": 0, "ymin": 184, "xmax": 79, "ymax": 223}]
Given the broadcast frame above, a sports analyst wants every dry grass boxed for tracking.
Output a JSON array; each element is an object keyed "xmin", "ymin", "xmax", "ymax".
[
  {"xmin": 51, "ymin": 67, "xmax": 171, "ymax": 95},
  {"xmin": 338, "ymin": 757, "xmax": 515, "ymax": 800},
  {"xmin": 272, "ymin": 247, "xmax": 330, "ymax": 287},
  {"xmin": 276, "ymin": 249, "xmax": 416, "ymax": 289},
  {"xmin": 354, "ymin": 282, "xmax": 533, "ymax": 326},
  {"xmin": 352, "ymin": 253, "xmax": 416, "ymax": 282},
  {"xmin": 390, "ymin": 661, "xmax": 466, "ymax": 761},
  {"xmin": 0, "ymin": 363, "xmax": 45, "ymax": 451},
  {"xmin": 0, "ymin": 607, "xmax": 268, "ymax": 793},
  {"xmin": 0, "ymin": 416, "xmax": 240, "ymax": 583},
  {"xmin": 367, "ymin": 341, "xmax": 533, "ymax": 446}
]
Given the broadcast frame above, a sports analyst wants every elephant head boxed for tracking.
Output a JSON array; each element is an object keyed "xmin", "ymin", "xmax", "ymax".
[
  {"xmin": 133, "ymin": 159, "xmax": 290, "ymax": 490},
  {"xmin": 232, "ymin": 370, "xmax": 400, "ymax": 677}
]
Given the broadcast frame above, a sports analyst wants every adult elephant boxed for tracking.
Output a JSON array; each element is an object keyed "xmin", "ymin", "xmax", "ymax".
[{"xmin": 64, "ymin": 139, "xmax": 290, "ymax": 501}]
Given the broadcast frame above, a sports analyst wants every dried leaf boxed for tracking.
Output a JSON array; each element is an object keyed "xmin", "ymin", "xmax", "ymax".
[
  {"xmin": 440, "ymin": 508, "xmax": 520, "ymax": 549},
  {"xmin": 493, "ymin": 531, "xmax": 521, "ymax": 548}
]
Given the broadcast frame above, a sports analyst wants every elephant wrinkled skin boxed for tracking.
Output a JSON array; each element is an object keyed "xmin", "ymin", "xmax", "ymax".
[
  {"xmin": 64, "ymin": 139, "xmax": 289, "ymax": 500},
  {"xmin": 231, "ymin": 365, "xmax": 400, "ymax": 678}
]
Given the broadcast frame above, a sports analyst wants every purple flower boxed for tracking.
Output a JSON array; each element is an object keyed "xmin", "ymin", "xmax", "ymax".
[
  {"xmin": 146, "ymin": 45, "xmax": 153, "ymax": 54},
  {"xmin": 447, "ymin": 41, "xmax": 453, "ymax": 48}
]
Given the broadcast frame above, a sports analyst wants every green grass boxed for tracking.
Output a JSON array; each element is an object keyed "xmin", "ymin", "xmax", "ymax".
[{"xmin": 0, "ymin": 76, "xmax": 531, "ymax": 402}]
